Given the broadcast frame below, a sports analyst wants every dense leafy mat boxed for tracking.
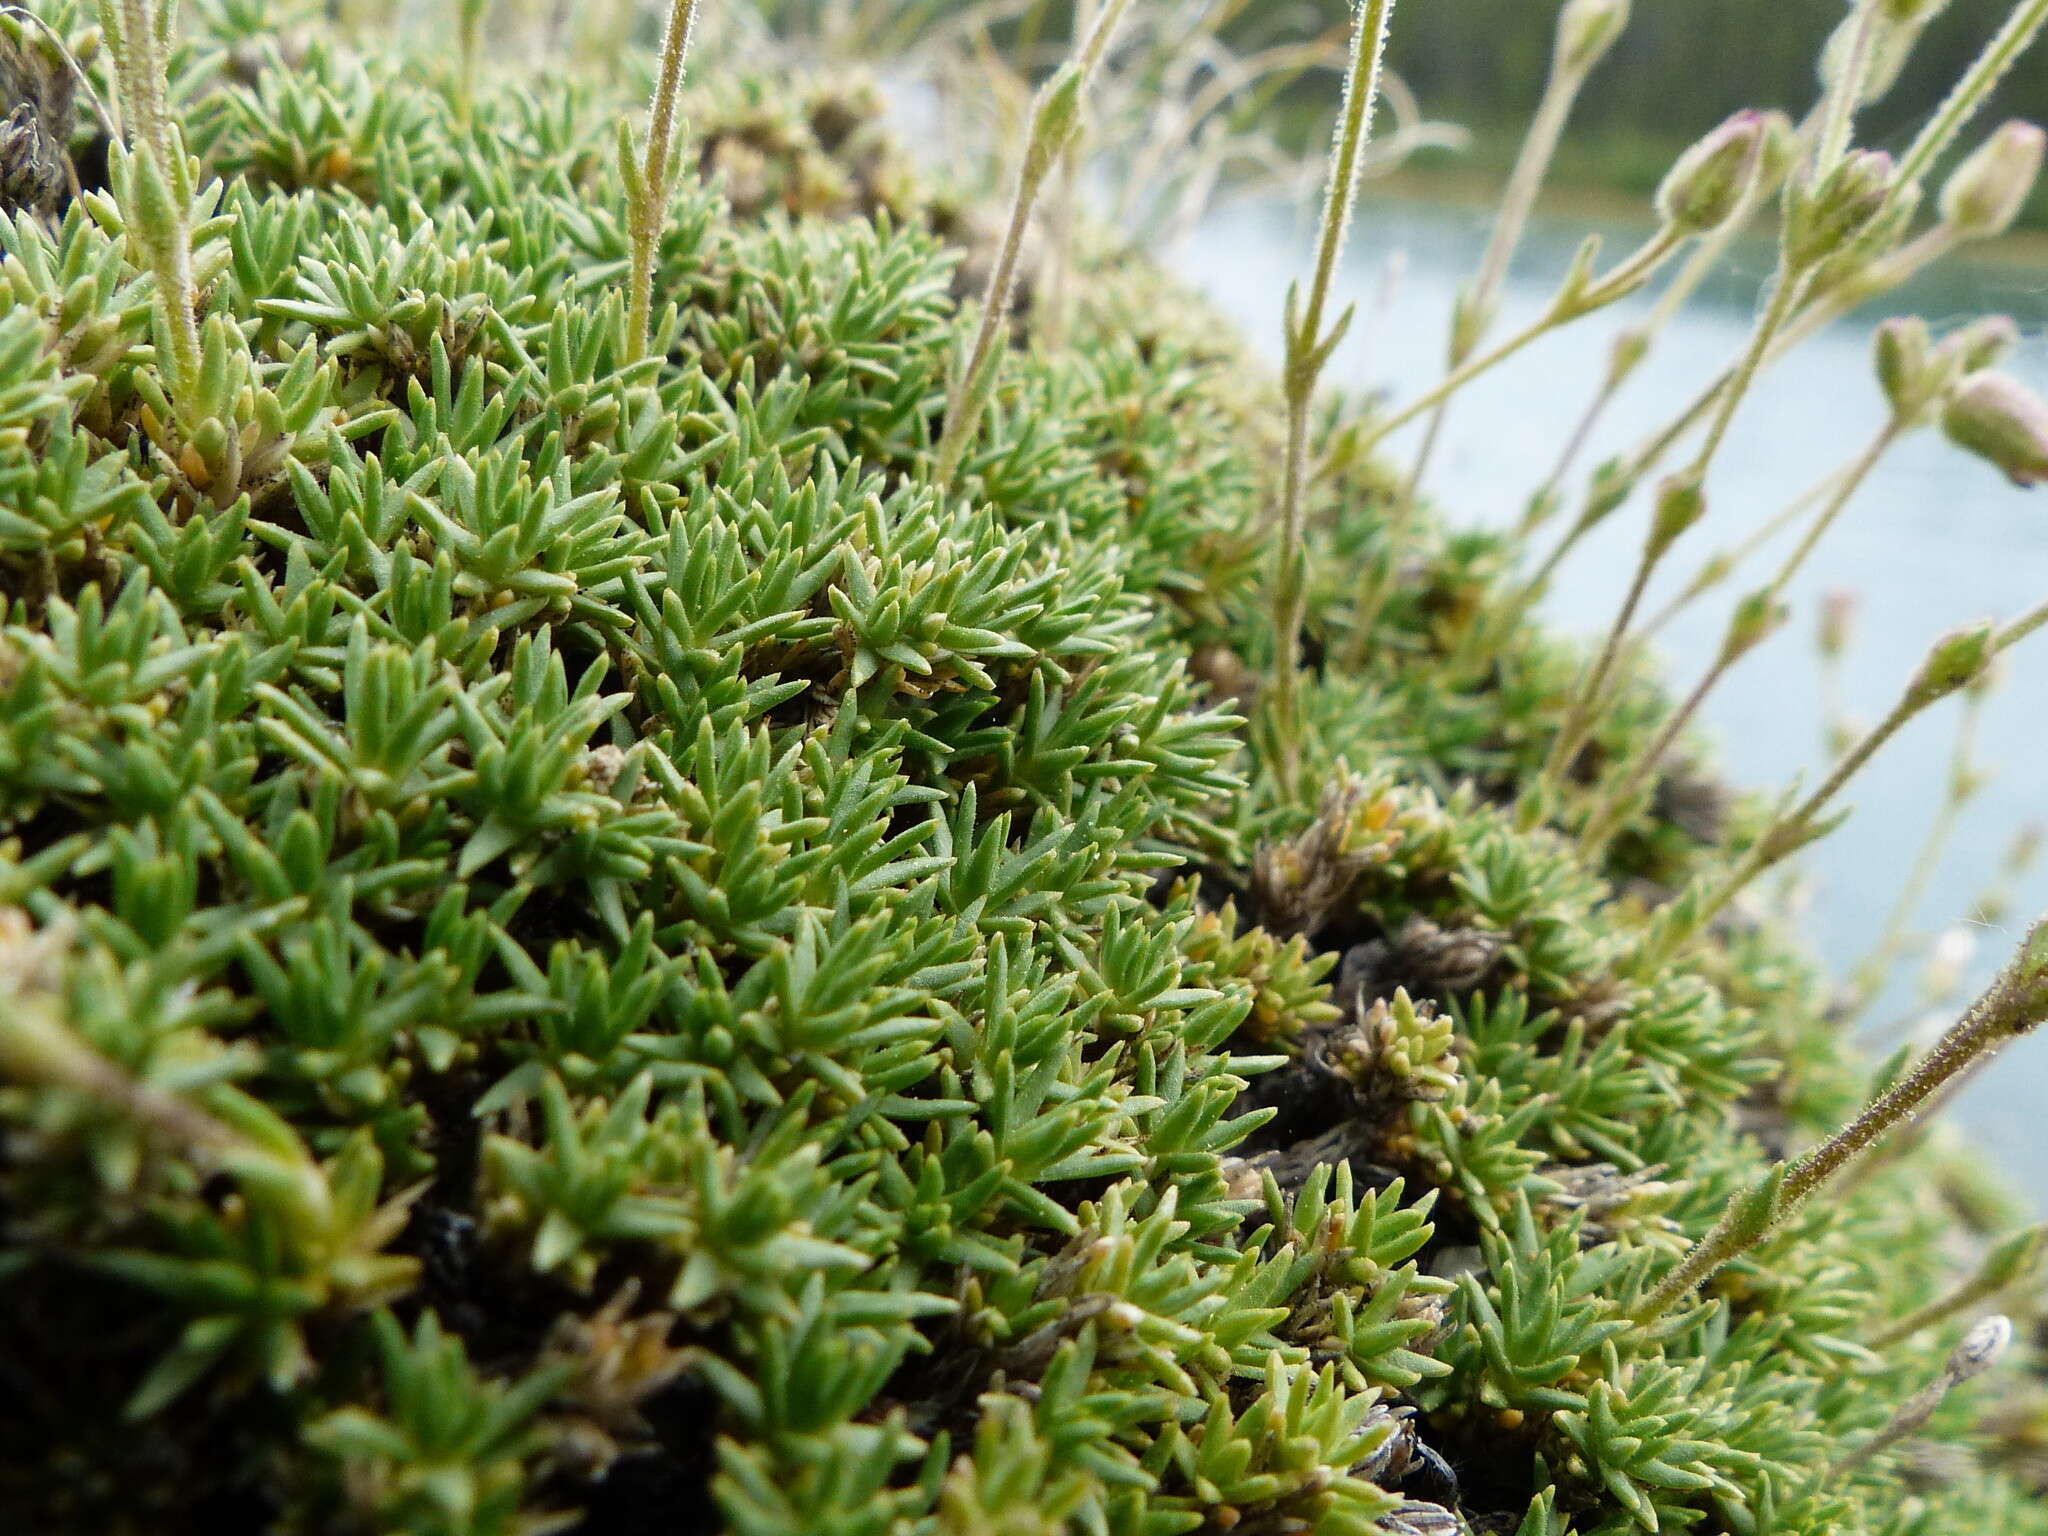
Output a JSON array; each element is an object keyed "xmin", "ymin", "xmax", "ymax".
[{"xmin": 2, "ymin": 6, "xmax": 2044, "ymax": 1534}]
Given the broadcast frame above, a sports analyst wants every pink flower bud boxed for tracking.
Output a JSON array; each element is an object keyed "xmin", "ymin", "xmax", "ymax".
[
  {"xmin": 1818, "ymin": 589, "xmax": 1859, "ymax": 661},
  {"xmin": 1942, "ymin": 371, "xmax": 2048, "ymax": 488},
  {"xmin": 1940, "ymin": 121, "xmax": 2046, "ymax": 241},
  {"xmin": 1656, "ymin": 111, "xmax": 1769, "ymax": 234}
]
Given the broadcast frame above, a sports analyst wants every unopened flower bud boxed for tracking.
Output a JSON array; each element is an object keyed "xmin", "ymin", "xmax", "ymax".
[
  {"xmin": 1940, "ymin": 315, "xmax": 2021, "ymax": 377},
  {"xmin": 1579, "ymin": 457, "xmax": 1636, "ymax": 531},
  {"xmin": 1606, "ymin": 325, "xmax": 1651, "ymax": 390},
  {"xmin": 1940, "ymin": 121, "xmax": 2046, "ymax": 242},
  {"xmin": 1755, "ymin": 110, "xmax": 1800, "ymax": 196},
  {"xmin": 1923, "ymin": 925, "xmax": 1978, "ymax": 998},
  {"xmin": 1942, "ymin": 371, "xmax": 2048, "ymax": 488},
  {"xmin": 1818, "ymin": 588, "xmax": 1859, "ymax": 660},
  {"xmin": 1719, "ymin": 589, "xmax": 1788, "ymax": 665},
  {"xmin": 1023, "ymin": 63, "xmax": 1087, "ymax": 183},
  {"xmin": 1557, "ymin": 0, "xmax": 1631, "ymax": 74},
  {"xmin": 1965, "ymin": 651, "xmax": 2005, "ymax": 702},
  {"xmin": 1874, "ymin": 316, "xmax": 1935, "ymax": 419},
  {"xmin": 1523, "ymin": 484, "xmax": 1563, "ymax": 534},
  {"xmin": 1450, "ymin": 285, "xmax": 1499, "ymax": 365},
  {"xmin": 1855, "ymin": 2, "xmax": 1955, "ymax": 106},
  {"xmin": 1950, "ymin": 1315, "xmax": 2014, "ymax": 1381},
  {"xmin": 2007, "ymin": 822, "xmax": 2046, "ymax": 877},
  {"xmin": 1908, "ymin": 622, "xmax": 1998, "ymax": 706},
  {"xmin": 1824, "ymin": 6, "xmax": 1890, "ymax": 100},
  {"xmin": 1980, "ymin": 1226, "xmax": 2047, "ymax": 1292},
  {"xmin": 1646, "ymin": 471, "xmax": 1705, "ymax": 559},
  {"xmin": 1787, "ymin": 150, "xmax": 1897, "ymax": 270},
  {"xmin": 1657, "ymin": 111, "xmax": 1770, "ymax": 234}
]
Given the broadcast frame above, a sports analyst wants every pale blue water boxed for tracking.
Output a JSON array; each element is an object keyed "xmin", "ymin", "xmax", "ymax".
[{"xmin": 1175, "ymin": 198, "xmax": 2048, "ymax": 1206}]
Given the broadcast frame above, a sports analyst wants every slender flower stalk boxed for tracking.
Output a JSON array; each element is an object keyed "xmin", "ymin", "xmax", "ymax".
[
  {"xmin": 1520, "ymin": 351, "xmax": 1628, "ymax": 541},
  {"xmin": 1550, "ymin": 74, "xmax": 2045, "ymax": 569},
  {"xmin": 1994, "ymin": 591, "xmax": 2048, "ymax": 653},
  {"xmin": 1268, "ymin": 0, "xmax": 1397, "ymax": 800},
  {"xmin": 1350, "ymin": 3, "xmax": 1643, "ymax": 660},
  {"xmin": 1633, "ymin": 923, "xmax": 2048, "ymax": 1326},
  {"xmin": 1632, "ymin": 608, "xmax": 2045, "ymax": 972},
  {"xmin": 1035, "ymin": 0, "xmax": 1098, "ymax": 353},
  {"xmin": 456, "ymin": 0, "xmax": 489, "ymax": 121},
  {"xmin": 1537, "ymin": 466, "xmax": 1706, "ymax": 791},
  {"xmin": 101, "ymin": 0, "xmax": 169, "ymax": 151},
  {"xmin": 1809, "ymin": 0, "xmax": 1884, "ymax": 181},
  {"xmin": 1577, "ymin": 415, "xmax": 1903, "ymax": 857},
  {"xmin": 933, "ymin": 0, "xmax": 1138, "ymax": 488},
  {"xmin": 1539, "ymin": 120, "xmax": 1897, "ymax": 799},
  {"xmin": 1817, "ymin": 586, "xmax": 1861, "ymax": 760},
  {"xmin": 1401, "ymin": 0, "xmax": 1630, "ymax": 514},
  {"xmin": 1835, "ymin": 1317, "xmax": 2014, "ymax": 1474},
  {"xmin": 1838, "ymin": 683, "xmax": 1990, "ymax": 1023},
  {"xmin": 1610, "ymin": 218, "xmax": 1973, "ymax": 504},
  {"xmin": 1637, "ymin": 466, "xmax": 1844, "ymax": 644},
  {"xmin": 621, "ymin": 0, "xmax": 704, "ymax": 366},
  {"xmin": 1512, "ymin": 111, "xmax": 1798, "ymax": 547},
  {"xmin": 1866, "ymin": 1229, "xmax": 2046, "ymax": 1352},
  {"xmin": 1465, "ymin": 455, "xmax": 1641, "ymax": 682},
  {"xmin": 1405, "ymin": 109, "xmax": 1797, "ymax": 683},
  {"xmin": 97, "ymin": 0, "xmax": 202, "ymax": 418},
  {"xmin": 1358, "ymin": 229, "xmax": 1686, "ymax": 462},
  {"xmin": 1894, "ymin": 0, "xmax": 2048, "ymax": 193}
]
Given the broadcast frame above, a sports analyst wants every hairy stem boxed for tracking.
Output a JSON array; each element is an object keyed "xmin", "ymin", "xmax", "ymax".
[
  {"xmin": 1582, "ymin": 219, "xmax": 1944, "ymax": 542},
  {"xmin": 1896, "ymin": 0, "xmax": 2048, "ymax": 192},
  {"xmin": 1842, "ymin": 727, "xmax": 1979, "ymax": 1025},
  {"xmin": 625, "ymin": 0, "xmax": 704, "ymax": 365},
  {"xmin": 1582, "ymin": 423, "xmax": 1897, "ymax": 856},
  {"xmin": 1835, "ymin": 1318, "xmax": 2013, "ymax": 1473},
  {"xmin": 1366, "ymin": 229, "xmax": 1684, "ymax": 456},
  {"xmin": 1036, "ymin": 0, "xmax": 1096, "ymax": 352},
  {"xmin": 1639, "ymin": 466, "xmax": 1844, "ymax": 644},
  {"xmin": 1398, "ymin": 28, "xmax": 1593, "ymax": 553},
  {"xmin": 934, "ymin": 0, "xmax": 1137, "ymax": 487},
  {"xmin": 1540, "ymin": 263, "xmax": 1810, "ymax": 798},
  {"xmin": 1995, "ymin": 592, "xmax": 2048, "ymax": 654},
  {"xmin": 1538, "ymin": 549, "xmax": 1657, "ymax": 791},
  {"xmin": 1689, "ymin": 266, "xmax": 1810, "ymax": 483},
  {"xmin": 1633, "ymin": 597, "xmax": 2047, "ymax": 974},
  {"xmin": 1811, "ymin": 0, "xmax": 1882, "ymax": 181},
  {"xmin": 1867, "ymin": 1230, "xmax": 2044, "ymax": 1352},
  {"xmin": 1635, "ymin": 923, "xmax": 2048, "ymax": 1324},
  {"xmin": 99, "ymin": 0, "xmax": 202, "ymax": 411},
  {"xmin": 1577, "ymin": 657, "xmax": 1725, "ymax": 860},
  {"xmin": 1269, "ymin": 0, "xmax": 1397, "ymax": 800}
]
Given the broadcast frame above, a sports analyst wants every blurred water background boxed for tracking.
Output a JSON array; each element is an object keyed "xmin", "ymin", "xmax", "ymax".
[{"xmin": 1172, "ymin": 197, "xmax": 2048, "ymax": 1202}]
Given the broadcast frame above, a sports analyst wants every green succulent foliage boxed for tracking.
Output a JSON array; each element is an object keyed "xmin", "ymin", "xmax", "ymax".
[
  {"xmin": 0, "ymin": 7, "xmax": 2043, "ymax": 1536},
  {"xmin": 302, "ymin": 1310, "xmax": 572, "ymax": 1536}
]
